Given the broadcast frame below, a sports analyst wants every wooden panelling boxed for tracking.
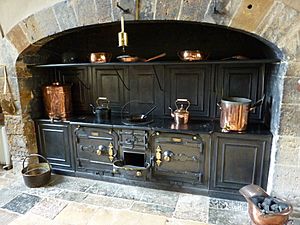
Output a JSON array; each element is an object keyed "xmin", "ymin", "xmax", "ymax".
[
  {"xmin": 58, "ymin": 67, "xmax": 91, "ymax": 114},
  {"xmin": 92, "ymin": 67, "xmax": 129, "ymax": 113},
  {"xmin": 211, "ymin": 133, "xmax": 271, "ymax": 192},
  {"xmin": 165, "ymin": 66, "xmax": 212, "ymax": 117},
  {"xmin": 214, "ymin": 64, "xmax": 265, "ymax": 120},
  {"xmin": 129, "ymin": 66, "xmax": 164, "ymax": 115},
  {"xmin": 36, "ymin": 122, "xmax": 74, "ymax": 171}
]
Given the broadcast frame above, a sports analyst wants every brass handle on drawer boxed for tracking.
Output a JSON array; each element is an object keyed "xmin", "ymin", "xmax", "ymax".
[{"xmin": 108, "ymin": 142, "xmax": 114, "ymax": 162}]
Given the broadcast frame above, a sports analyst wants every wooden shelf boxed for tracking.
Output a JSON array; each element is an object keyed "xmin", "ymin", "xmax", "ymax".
[{"xmin": 29, "ymin": 59, "xmax": 281, "ymax": 68}]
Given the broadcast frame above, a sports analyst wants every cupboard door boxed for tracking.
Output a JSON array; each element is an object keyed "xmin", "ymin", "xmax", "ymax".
[
  {"xmin": 58, "ymin": 67, "xmax": 92, "ymax": 114},
  {"xmin": 211, "ymin": 133, "xmax": 271, "ymax": 193},
  {"xmin": 92, "ymin": 67, "xmax": 129, "ymax": 113},
  {"xmin": 36, "ymin": 122, "xmax": 74, "ymax": 172},
  {"xmin": 165, "ymin": 66, "xmax": 211, "ymax": 118},
  {"xmin": 214, "ymin": 64, "xmax": 265, "ymax": 120},
  {"xmin": 129, "ymin": 66, "xmax": 164, "ymax": 115}
]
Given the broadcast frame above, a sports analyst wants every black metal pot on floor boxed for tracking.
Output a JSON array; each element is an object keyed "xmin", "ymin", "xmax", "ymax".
[{"xmin": 21, "ymin": 154, "xmax": 51, "ymax": 188}]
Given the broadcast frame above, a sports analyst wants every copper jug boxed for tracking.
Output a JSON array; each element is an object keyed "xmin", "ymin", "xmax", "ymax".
[
  {"xmin": 42, "ymin": 82, "xmax": 72, "ymax": 121},
  {"xmin": 169, "ymin": 99, "xmax": 190, "ymax": 125}
]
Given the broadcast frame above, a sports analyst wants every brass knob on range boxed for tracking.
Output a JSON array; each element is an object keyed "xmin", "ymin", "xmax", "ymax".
[
  {"xmin": 136, "ymin": 171, "xmax": 142, "ymax": 177},
  {"xmin": 163, "ymin": 151, "xmax": 174, "ymax": 162},
  {"xmin": 96, "ymin": 145, "xmax": 106, "ymax": 156}
]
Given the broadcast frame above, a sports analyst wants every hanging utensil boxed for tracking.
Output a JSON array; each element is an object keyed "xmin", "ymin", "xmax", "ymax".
[
  {"xmin": 117, "ymin": 53, "xmax": 166, "ymax": 63},
  {"xmin": 1, "ymin": 65, "xmax": 16, "ymax": 115}
]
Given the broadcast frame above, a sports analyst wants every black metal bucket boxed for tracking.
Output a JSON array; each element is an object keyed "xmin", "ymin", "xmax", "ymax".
[{"xmin": 21, "ymin": 154, "xmax": 52, "ymax": 188}]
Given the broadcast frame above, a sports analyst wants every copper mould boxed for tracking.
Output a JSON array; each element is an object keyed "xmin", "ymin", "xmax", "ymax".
[{"xmin": 42, "ymin": 82, "xmax": 72, "ymax": 121}]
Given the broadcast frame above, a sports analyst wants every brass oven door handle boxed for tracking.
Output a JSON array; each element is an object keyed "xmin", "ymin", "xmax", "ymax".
[
  {"xmin": 155, "ymin": 145, "xmax": 162, "ymax": 166},
  {"xmin": 108, "ymin": 142, "xmax": 114, "ymax": 162}
]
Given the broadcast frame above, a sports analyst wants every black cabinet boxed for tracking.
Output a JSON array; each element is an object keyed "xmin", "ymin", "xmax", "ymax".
[
  {"xmin": 210, "ymin": 132, "xmax": 271, "ymax": 198},
  {"xmin": 36, "ymin": 121, "xmax": 74, "ymax": 172}
]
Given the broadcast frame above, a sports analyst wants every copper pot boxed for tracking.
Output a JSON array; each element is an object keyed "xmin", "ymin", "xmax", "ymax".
[
  {"xmin": 239, "ymin": 184, "xmax": 293, "ymax": 225},
  {"xmin": 169, "ymin": 99, "xmax": 190, "ymax": 125},
  {"xmin": 42, "ymin": 82, "xmax": 72, "ymax": 121},
  {"xmin": 218, "ymin": 96, "xmax": 264, "ymax": 132}
]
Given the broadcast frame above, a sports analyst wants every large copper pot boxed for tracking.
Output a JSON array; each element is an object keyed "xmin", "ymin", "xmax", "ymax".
[
  {"xmin": 218, "ymin": 97, "xmax": 263, "ymax": 132},
  {"xmin": 42, "ymin": 82, "xmax": 72, "ymax": 121}
]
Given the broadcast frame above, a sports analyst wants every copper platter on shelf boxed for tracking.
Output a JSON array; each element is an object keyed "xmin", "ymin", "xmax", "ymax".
[{"xmin": 178, "ymin": 50, "xmax": 208, "ymax": 61}]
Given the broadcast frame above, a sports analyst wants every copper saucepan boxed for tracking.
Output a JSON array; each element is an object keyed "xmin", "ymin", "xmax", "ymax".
[{"xmin": 117, "ymin": 53, "xmax": 166, "ymax": 63}]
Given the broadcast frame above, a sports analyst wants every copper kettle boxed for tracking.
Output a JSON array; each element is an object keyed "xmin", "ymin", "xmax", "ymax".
[{"xmin": 169, "ymin": 99, "xmax": 190, "ymax": 125}]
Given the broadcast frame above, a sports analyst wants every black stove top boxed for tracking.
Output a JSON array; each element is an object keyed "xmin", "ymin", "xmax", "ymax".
[{"xmin": 36, "ymin": 115, "xmax": 271, "ymax": 135}]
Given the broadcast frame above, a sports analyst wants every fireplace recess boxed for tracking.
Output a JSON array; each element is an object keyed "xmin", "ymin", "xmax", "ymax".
[{"xmin": 29, "ymin": 21, "xmax": 280, "ymax": 200}]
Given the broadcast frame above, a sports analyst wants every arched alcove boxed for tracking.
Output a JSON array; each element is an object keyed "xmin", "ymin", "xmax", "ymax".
[{"xmin": 18, "ymin": 20, "xmax": 282, "ymax": 64}]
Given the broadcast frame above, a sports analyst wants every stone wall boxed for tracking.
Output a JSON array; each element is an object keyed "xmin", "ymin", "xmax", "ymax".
[{"xmin": 0, "ymin": 0, "xmax": 299, "ymax": 215}]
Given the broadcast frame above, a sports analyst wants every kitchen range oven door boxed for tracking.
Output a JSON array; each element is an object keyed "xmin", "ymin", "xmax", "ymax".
[
  {"xmin": 73, "ymin": 126, "xmax": 118, "ymax": 175},
  {"xmin": 152, "ymin": 133, "xmax": 207, "ymax": 186}
]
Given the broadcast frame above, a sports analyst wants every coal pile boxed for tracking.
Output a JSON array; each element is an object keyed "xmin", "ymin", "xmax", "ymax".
[{"xmin": 251, "ymin": 196, "xmax": 289, "ymax": 214}]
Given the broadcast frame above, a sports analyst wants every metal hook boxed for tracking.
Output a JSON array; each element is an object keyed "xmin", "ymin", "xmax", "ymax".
[{"xmin": 117, "ymin": 2, "xmax": 130, "ymax": 14}]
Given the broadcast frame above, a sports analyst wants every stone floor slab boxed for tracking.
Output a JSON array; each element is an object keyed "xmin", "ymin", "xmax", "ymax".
[
  {"xmin": 55, "ymin": 189, "xmax": 88, "ymax": 202},
  {"xmin": 85, "ymin": 180, "xmax": 120, "ymax": 196},
  {"xmin": 131, "ymin": 201, "xmax": 175, "ymax": 217},
  {"xmin": 1, "ymin": 193, "xmax": 41, "ymax": 214},
  {"xmin": 29, "ymin": 197, "xmax": 68, "ymax": 219},
  {"xmin": 174, "ymin": 193, "xmax": 209, "ymax": 223},
  {"xmin": 140, "ymin": 188, "xmax": 179, "ymax": 208},
  {"xmin": 208, "ymin": 208, "xmax": 250, "ymax": 225},
  {"xmin": 87, "ymin": 208, "xmax": 168, "ymax": 225},
  {"xmin": 167, "ymin": 218, "xmax": 212, "ymax": 225},
  {"xmin": 209, "ymin": 198, "xmax": 248, "ymax": 212},
  {"xmin": 0, "ymin": 208, "xmax": 19, "ymax": 225},
  {"xmin": 83, "ymin": 194, "xmax": 134, "ymax": 209},
  {"xmin": 0, "ymin": 178, "xmax": 14, "ymax": 188},
  {"xmin": 53, "ymin": 202, "xmax": 98, "ymax": 225},
  {"xmin": 113, "ymin": 184, "xmax": 145, "ymax": 201},
  {"xmin": 7, "ymin": 213, "xmax": 55, "ymax": 225},
  {"xmin": 0, "ymin": 188, "xmax": 21, "ymax": 207},
  {"xmin": 49, "ymin": 175, "xmax": 96, "ymax": 192}
]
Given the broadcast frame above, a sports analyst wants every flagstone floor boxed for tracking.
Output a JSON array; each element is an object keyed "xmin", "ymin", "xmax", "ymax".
[{"xmin": 0, "ymin": 166, "xmax": 298, "ymax": 225}]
